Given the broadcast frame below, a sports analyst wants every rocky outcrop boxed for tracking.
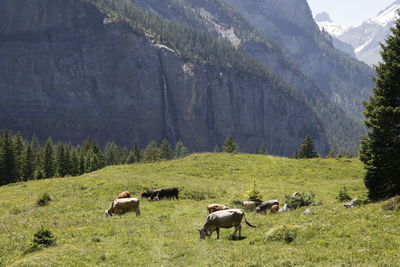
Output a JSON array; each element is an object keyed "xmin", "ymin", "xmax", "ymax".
[{"xmin": 0, "ymin": 0, "xmax": 328, "ymax": 156}]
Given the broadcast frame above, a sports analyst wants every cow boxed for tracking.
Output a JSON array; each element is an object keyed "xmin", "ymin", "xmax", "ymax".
[
  {"xmin": 141, "ymin": 189, "xmax": 160, "ymax": 199},
  {"xmin": 255, "ymin": 200, "xmax": 279, "ymax": 213},
  {"xmin": 116, "ymin": 191, "xmax": 131, "ymax": 199},
  {"xmin": 197, "ymin": 209, "xmax": 256, "ymax": 239},
  {"xmin": 242, "ymin": 200, "xmax": 257, "ymax": 209},
  {"xmin": 270, "ymin": 204, "xmax": 279, "ymax": 213},
  {"xmin": 105, "ymin": 198, "xmax": 140, "ymax": 216},
  {"xmin": 144, "ymin": 187, "xmax": 179, "ymax": 201},
  {"xmin": 207, "ymin": 204, "xmax": 230, "ymax": 214}
]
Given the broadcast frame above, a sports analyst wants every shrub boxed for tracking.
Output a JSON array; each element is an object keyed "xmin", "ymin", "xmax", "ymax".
[
  {"xmin": 383, "ymin": 196, "xmax": 400, "ymax": 211},
  {"xmin": 26, "ymin": 226, "xmax": 56, "ymax": 252},
  {"xmin": 245, "ymin": 181, "xmax": 263, "ymax": 203},
  {"xmin": 337, "ymin": 187, "xmax": 352, "ymax": 202},
  {"xmin": 36, "ymin": 193, "xmax": 52, "ymax": 206},
  {"xmin": 266, "ymin": 225, "xmax": 299, "ymax": 243},
  {"xmin": 284, "ymin": 192, "xmax": 315, "ymax": 209}
]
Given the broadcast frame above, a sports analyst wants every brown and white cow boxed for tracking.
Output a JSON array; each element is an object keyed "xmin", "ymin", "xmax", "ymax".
[
  {"xmin": 207, "ymin": 204, "xmax": 230, "ymax": 214},
  {"xmin": 255, "ymin": 200, "xmax": 279, "ymax": 213},
  {"xmin": 105, "ymin": 198, "xmax": 141, "ymax": 216},
  {"xmin": 198, "ymin": 209, "xmax": 256, "ymax": 239},
  {"xmin": 116, "ymin": 191, "xmax": 131, "ymax": 199}
]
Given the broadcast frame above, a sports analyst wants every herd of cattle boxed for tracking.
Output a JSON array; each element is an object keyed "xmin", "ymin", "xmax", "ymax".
[{"xmin": 105, "ymin": 188, "xmax": 296, "ymax": 239}]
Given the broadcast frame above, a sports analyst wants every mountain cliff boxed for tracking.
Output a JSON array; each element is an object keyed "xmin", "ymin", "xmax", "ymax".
[{"xmin": 0, "ymin": 0, "xmax": 328, "ymax": 156}]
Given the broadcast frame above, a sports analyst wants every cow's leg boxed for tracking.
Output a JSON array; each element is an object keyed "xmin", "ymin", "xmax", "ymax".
[
  {"xmin": 216, "ymin": 228, "xmax": 220, "ymax": 239},
  {"xmin": 238, "ymin": 225, "xmax": 242, "ymax": 238},
  {"xmin": 232, "ymin": 226, "xmax": 239, "ymax": 237},
  {"xmin": 136, "ymin": 208, "xmax": 141, "ymax": 216}
]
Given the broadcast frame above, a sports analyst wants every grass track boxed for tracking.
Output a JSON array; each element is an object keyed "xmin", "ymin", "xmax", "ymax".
[{"xmin": 1, "ymin": 153, "xmax": 399, "ymax": 266}]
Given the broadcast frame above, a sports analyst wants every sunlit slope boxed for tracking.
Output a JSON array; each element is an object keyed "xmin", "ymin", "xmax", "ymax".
[{"xmin": 1, "ymin": 153, "xmax": 399, "ymax": 266}]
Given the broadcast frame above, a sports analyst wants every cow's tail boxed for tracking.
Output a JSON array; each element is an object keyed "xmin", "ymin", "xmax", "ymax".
[{"xmin": 243, "ymin": 211, "xmax": 256, "ymax": 228}]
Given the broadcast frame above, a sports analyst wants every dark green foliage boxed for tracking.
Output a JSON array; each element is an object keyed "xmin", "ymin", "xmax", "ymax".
[
  {"xmin": 160, "ymin": 139, "xmax": 173, "ymax": 160},
  {"xmin": 284, "ymin": 192, "xmax": 315, "ymax": 209},
  {"xmin": 142, "ymin": 141, "xmax": 161, "ymax": 162},
  {"xmin": 27, "ymin": 226, "xmax": 56, "ymax": 252},
  {"xmin": 175, "ymin": 140, "xmax": 188, "ymax": 158},
  {"xmin": 36, "ymin": 193, "xmax": 52, "ymax": 207},
  {"xmin": 266, "ymin": 225, "xmax": 299, "ymax": 243},
  {"xmin": 294, "ymin": 135, "xmax": 319, "ymax": 159},
  {"xmin": 359, "ymin": 19, "xmax": 400, "ymax": 201},
  {"xmin": 337, "ymin": 186, "xmax": 352, "ymax": 202},
  {"xmin": 0, "ymin": 130, "xmax": 17, "ymax": 185},
  {"xmin": 40, "ymin": 138, "xmax": 55, "ymax": 179},
  {"xmin": 222, "ymin": 135, "xmax": 238, "ymax": 153},
  {"xmin": 22, "ymin": 146, "xmax": 35, "ymax": 182}
]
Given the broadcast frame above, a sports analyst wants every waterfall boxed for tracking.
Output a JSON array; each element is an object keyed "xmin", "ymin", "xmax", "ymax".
[{"xmin": 161, "ymin": 74, "xmax": 176, "ymax": 144}]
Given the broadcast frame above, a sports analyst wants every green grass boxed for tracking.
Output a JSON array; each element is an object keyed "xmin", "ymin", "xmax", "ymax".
[{"xmin": 1, "ymin": 153, "xmax": 399, "ymax": 266}]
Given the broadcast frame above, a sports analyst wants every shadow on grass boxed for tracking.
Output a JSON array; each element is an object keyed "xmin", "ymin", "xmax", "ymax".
[{"xmin": 228, "ymin": 236, "xmax": 247, "ymax": 241}]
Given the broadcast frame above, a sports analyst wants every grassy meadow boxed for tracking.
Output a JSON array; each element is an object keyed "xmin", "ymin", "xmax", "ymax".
[{"xmin": 1, "ymin": 153, "xmax": 399, "ymax": 266}]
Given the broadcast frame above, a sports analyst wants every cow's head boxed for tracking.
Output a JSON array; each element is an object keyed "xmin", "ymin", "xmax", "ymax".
[
  {"xmin": 104, "ymin": 210, "xmax": 112, "ymax": 216},
  {"xmin": 255, "ymin": 207, "xmax": 261, "ymax": 213},
  {"xmin": 197, "ymin": 228, "xmax": 210, "ymax": 239}
]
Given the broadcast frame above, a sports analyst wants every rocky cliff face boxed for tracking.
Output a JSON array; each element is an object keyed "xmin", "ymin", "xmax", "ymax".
[
  {"xmin": 227, "ymin": 0, "xmax": 374, "ymax": 121},
  {"xmin": 0, "ymin": 0, "xmax": 328, "ymax": 156}
]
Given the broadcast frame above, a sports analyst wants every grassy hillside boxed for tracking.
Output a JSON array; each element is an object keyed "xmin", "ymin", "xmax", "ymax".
[{"xmin": 1, "ymin": 153, "xmax": 399, "ymax": 266}]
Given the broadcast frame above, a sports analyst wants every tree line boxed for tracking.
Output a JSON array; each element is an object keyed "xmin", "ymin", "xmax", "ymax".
[{"xmin": 0, "ymin": 130, "xmax": 188, "ymax": 186}]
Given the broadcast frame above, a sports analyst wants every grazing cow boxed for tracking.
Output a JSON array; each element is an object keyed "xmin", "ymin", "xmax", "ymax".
[
  {"xmin": 116, "ymin": 191, "xmax": 131, "ymax": 199},
  {"xmin": 141, "ymin": 189, "xmax": 160, "ymax": 199},
  {"xmin": 255, "ymin": 200, "xmax": 279, "ymax": 213},
  {"xmin": 242, "ymin": 200, "xmax": 257, "ymax": 209},
  {"xmin": 207, "ymin": 204, "xmax": 230, "ymax": 214},
  {"xmin": 198, "ymin": 209, "xmax": 256, "ymax": 239},
  {"xmin": 270, "ymin": 205, "xmax": 279, "ymax": 213},
  {"xmin": 145, "ymin": 187, "xmax": 179, "ymax": 200},
  {"xmin": 105, "ymin": 198, "xmax": 141, "ymax": 216}
]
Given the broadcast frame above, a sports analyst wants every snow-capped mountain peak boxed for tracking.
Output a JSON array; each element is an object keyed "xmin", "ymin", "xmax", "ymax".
[
  {"xmin": 370, "ymin": 3, "xmax": 400, "ymax": 27},
  {"xmin": 314, "ymin": 12, "xmax": 347, "ymax": 36}
]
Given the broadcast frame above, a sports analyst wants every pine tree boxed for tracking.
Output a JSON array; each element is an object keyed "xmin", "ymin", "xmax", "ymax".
[
  {"xmin": 70, "ymin": 149, "xmax": 79, "ymax": 176},
  {"xmin": 55, "ymin": 144, "xmax": 68, "ymax": 177},
  {"xmin": 13, "ymin": 133, "xmax": 26, "ymax": 181},
  {"xmin": 0, "ymin": 131, "xmax": 17, "ymax": 185},
  {"xmin": 295, "ymin": 135, "xmax": 318, "ymax": 159},
  {"xmin": 222, "ymin": 135, "xmax": 238, "ymax": 153},
  {"xmin": 175, "ymin": 140, "xmax": 188, "ymax": 158},
  {"xmin": 160, "ymin": 139, "xmax": 173, "ymax": 160},
  {"xmin": 41, "ymin": 138, "xmax": 55, "ymax": 178},
  {"xmin": 133, "ymin": 141, "xmax": 141, "ymax": 162},
  {"xmin": 360, "ymin": 18, "xmax": 400, "ymax": 200},
  {"xmin": 142, "ymin": 141, "xmax": 160, "ymax": 162},
  {"xmin": 22, "ymin": 146, "xmax": 35, "ymax": 181}
]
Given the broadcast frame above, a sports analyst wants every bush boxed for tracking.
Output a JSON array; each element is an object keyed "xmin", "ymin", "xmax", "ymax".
[
  {"xmin": 36, "ymin": 193, "xmax": 52, "ymax": 206},
  {"xmin": 266, "ymin": 225, "xmax": 299, "ymax": 243},
  {"xmin": 284, "ymin": 192, "xmax": 315, "ymax": 209},
  {"xmin": 26, "ymin": 226, "xmax": 56, "ymax": 252},
  {"xmin": 245, "ymin": 181, "xmax": 263, "ymax": 203},
  {"xmin": 383, "ymin": 196, "xmax": 400, "ymax": 211},
  {"xmin": 337, "ymin": 187, "xmax": 352, "ymax": 202}
]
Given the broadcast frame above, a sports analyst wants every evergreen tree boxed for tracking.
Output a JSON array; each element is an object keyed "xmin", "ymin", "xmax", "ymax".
[
  {"xmin": 160, "ymin": 139, "xmax": 173, "ymax": 160},
  {"xmin": 41, "ymin": 138, "xmax": 55, "ymax": 178},
  {"xmin": 55, "ymin": 144, "xmax": 68, "ymax": 177},
  {"xmin": 295, "ymin": 135, "xmax": 319, "ymax": 159},
  {"xmin": 22, "ymin": 146, "xmax": 35, "ymax": 181},
  {"xmin": 0, "ymin": 131, "xmax": 17, "ymax": 185},
  {"xmin": 222, "ymin": 135, "xmax": 238, "ymax": 153},
  {"xmin": 70, "ymin": 149, "xmax": 79, "ymax": 176},
  {"xmin": 360, "ymin": 18, "xmax": 400, "ymax": 200},
  {"xmin": 175, "ymin": 140, "xmax": 188, "ymax": 158},
  {"xmin": 142, "ymin": 141, "xmax": 160, "ymax": 162},
  {"xmin": 13, "ymin": 133, "xmax": 26, "ymax": 181},
  {"xmin": 133, "ymin": 141, "xmax": 141, "ymax": 162}
]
